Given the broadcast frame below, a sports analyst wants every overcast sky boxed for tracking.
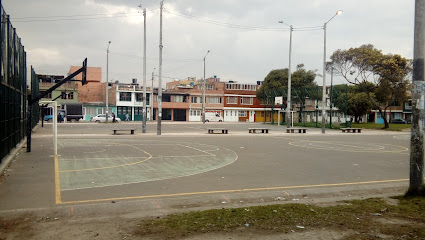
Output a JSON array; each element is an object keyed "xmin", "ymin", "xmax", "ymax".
[{"xmin": 3, "ymin": 0, "xmax": 415, "ymax": 86}]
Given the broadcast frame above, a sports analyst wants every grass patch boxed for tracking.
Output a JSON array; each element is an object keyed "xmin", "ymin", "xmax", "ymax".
[
  {"xmin": 351, "ymin": 122, "xmax": 411, "ymax": 131},
  {"xmin": 135, "ymin": 196, "xmax": 425, "ymax": 239},
  {"xmin": 266, "ymin": 122, "xmax": 411, "ymax": 131}
]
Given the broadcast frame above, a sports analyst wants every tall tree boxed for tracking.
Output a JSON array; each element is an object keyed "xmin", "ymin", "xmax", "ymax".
[
  {"xmin": 332, "ymin": 84, "xmax": 374, "ymax": 123},
  {"xmin": 330, "ymin": 44, "xmax": 412, "ymax": 128},
  {"xmin": 257, "ymin": 64, "xmax": 318, "ymax": 107}
]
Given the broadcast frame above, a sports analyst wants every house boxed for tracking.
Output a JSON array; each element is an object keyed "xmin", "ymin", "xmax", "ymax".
[
  {"xmin": 115, "ymin": 80, "xmax": 152, "ymax": 121},
  {"xmin": 68, "ymin": 66, "xmax": 116, "ymax": 121},
  {"xmin": 223, "ymin": 82, "xmax": 261, "ymax": 122}
]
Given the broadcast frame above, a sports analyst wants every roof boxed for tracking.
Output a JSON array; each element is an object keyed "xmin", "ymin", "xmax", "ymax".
[{"xmin": 69, "ymin": 66, "xmax": 102, "ymax": 82}]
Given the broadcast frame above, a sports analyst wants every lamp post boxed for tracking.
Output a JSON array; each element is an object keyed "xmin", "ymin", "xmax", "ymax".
[
  {"xmin": 151, "ymin": 68, "xmax": 156, "ymax": 122},
  {"xmin": 106, "ymin": 41, "xmax": 111, "ymax": 123},
  {"xmin": 321, "ymin": 10, "xmax": 342, "ymax": 133},
  {"xmin": 141, "ymin": 6, "xmax": 147, "ymax": 133},
  {"xmin": 202, "ymin": 50, "xmax": 210, "ymax": 124},
  {"xmin": 278, "ymin": 21, "xmax": 293, "ymax": 128}
]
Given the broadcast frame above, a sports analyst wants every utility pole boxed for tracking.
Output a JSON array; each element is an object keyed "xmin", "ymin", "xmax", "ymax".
[
  {"xmin": 142, "ymin": 7, "xmax": 147, "ymax": 133},
  {"xmin": 321, "ymin": 21, "xmax": 327, "ymax": 133},
  {"xmin": 151, "ymin": 68, "xmax": 155, "ymax": 122},
  {"xmin": 329, "ymin": 66, "xmax": 333, "ymax": 128},
  {"xmin": 287, "ymin": 25, "xmax": 293, "ymax": 128},
  {"xmin": 157, "ymin": 0, "xmax": 163, "ymax": 135},
  {"xmin": 202, "ymin": 50, "xmax": 210, "ymax": 124},
  {"xmin": 408, "ymin": 0, "xmax": 425, "ymax": 195},
  {"xmin": 106, "ymin": 41, "xmax": 111, "ymax": 123}
]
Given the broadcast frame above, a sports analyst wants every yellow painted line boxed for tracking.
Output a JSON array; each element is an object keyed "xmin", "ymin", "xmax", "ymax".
[
  {"xmin": 59, "ymin": 179, "xmax": 408, "ymax": 205},
  {"xmin": 54, "ymin": 155, "xmax": 62, "ymax": 204}
]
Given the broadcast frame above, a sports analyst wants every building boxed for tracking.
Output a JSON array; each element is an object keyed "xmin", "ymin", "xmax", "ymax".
[
  {"xmin": 38, "ymin": 74, "xmax": 79, "ymax": 105},
  {"xmin": 223, "ymin": 82, "xmax": 261, "ymax": 122},
  {"xmin": 68, "ymin": 66, "xmax": 116, "ymax": 121},
  {"xmin": 115, "ymin": 80, "xmax": 152, "ymax": 121}
]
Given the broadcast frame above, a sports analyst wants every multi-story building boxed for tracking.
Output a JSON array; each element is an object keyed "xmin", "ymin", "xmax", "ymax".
[
  {"xmin": 223, "ymin": 82, "xmax": 262, "ymax": 122},
  {"xmin": 38, "ymin": 74, "xmax": 79, "ymax": 105},
  {"xmin": 115, "ymin": 80, "xmax": 152, "ymax": 121},
  {"xmin": 68, "ymin": 66, "xmax": 115, "ymax": 121},
  {"xmin": 161, "ymin": 77, "xmax": 225, "ymax": 121}
]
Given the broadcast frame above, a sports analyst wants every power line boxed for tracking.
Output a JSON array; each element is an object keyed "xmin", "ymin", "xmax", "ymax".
[
  {"xmin": 164, "ymin": 9, "xmax": 288, "ymax": 32},
  {"xmin": 109, "ymin": 51, "xmax": 201, "ymax": 62},
  {"xmin": 11, "ymin": 9, "xmax": 159, "ymax": 23}
]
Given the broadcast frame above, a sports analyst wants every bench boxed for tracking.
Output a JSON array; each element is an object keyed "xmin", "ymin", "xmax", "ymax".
[
  {"xmin": 207, "ymin": 128, "xmax": 228, "ymax": 134},
  {"xmin": 286, "ymin": 128, "xmax": 307, "ymax": 133},
  {"xmin": 112, "ymin": 129, "xmax": 137, "ymax": 135},
  {"xmin": 248, "ymin": 128, "xmax": 270, "ymax": 133},
  {"xmin": 340, "ymin": 128, "xmax": 362, "ymax": 133}
]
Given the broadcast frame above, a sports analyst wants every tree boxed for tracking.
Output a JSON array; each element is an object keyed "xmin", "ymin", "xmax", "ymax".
[
  {"xmin": 332, "ymin": 84, "xmax": 373, "ymax": 123},
  {"xmin": 257, "ymin": 64, "xmax": 318, "ymax": 106},
  {"xmin": 330, "ymin": 44, "xmax": 412, "ymax": 128}
]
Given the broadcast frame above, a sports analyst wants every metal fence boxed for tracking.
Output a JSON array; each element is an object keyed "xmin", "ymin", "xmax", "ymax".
[{"xmin": 0, "ymin": 5, "xmax": 31, "ymax": 163}]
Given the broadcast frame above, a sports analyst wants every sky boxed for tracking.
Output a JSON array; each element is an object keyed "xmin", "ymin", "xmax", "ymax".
[{"xmin": 3, "ymin": 0, "xmax": 415, "ymax": 87}]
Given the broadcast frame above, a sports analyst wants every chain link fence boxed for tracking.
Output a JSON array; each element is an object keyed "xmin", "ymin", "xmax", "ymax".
[{"xmin": 0, "ymin": 5, "xmax": 35, "ymax": 163}]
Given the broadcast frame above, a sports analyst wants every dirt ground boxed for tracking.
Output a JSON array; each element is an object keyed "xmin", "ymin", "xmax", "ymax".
[
  {"xmin": 0, "ymin": 212, "xmax": 355, "ymax": 240},
  {"xmin": 0, "ymin": 192, "xmax": 414, "ymax": 240}
]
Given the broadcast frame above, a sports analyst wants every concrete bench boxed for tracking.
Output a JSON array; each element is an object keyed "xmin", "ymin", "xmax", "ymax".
[
  {"xmin": 248, "ymin": 128, "xmax": 270, "ymax": 133},
  {"xmin": 286, "ymin": 128, "xmax": 307, "ymax": 133},
  {"xmin": 112, "ymin": 129, "xmax": 136, "ymax": 135},
  {"xmin": 207, "ymin": 128, "xmax": 228, "ymax": 134},
  {"xmin": 341, "ymin": 128, "xmax": 362, "ymax": 133}
]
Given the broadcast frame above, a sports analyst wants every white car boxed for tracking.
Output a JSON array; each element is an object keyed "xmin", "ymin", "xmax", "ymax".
[{"xmin": 90, "ymin": 114, "xmax": 121, "ymax": 123}]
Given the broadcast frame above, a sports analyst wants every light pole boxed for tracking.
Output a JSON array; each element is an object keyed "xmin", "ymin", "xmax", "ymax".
[
  {"xmin": 202, "ymin": 50, "xmax": 210, "ymax": 124},
  {"xmin": 151, "ymin": 68, "xmax": 156, "ymax": 122},
  {"xmin": 278, "ymin": 21, "xmax": 293, "ymax": 128},
  {"xmin": 321, "ymin": 10, "xmax": 342, "ymax": 133},
  {"xmin": 106, "ymin": 41, "xmax": 111, "ymax": 123},
  {"xmin": 157, "ymin": 0, "xmax": 163, "ymax": 135},
  {"xmin": 141, "ymin": 6, "xmax": 147, "ymax": 133}
]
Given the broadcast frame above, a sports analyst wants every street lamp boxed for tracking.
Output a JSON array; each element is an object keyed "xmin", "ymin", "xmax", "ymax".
[
  {"xmin": 278, "ymin": 20, "xmax": 293, "ymax": 128},
  {"xmin": 321, "ymin": 10, "xmax": 342, "ymax": 133},
  {"xmin": 151, "ymin": 67, "xmax": 156, "ymax": 121},
  {"xmin": 202, "ymin": 50, "xmax": 210, "ymax": 124},
  {"xmin": 106, "ymin": 41, "xmax": 111, "ymax": 123}
]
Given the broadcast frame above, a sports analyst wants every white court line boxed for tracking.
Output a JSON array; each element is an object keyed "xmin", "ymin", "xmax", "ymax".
[{"xmin": 178, "ymin": 144, "xmax": 217, "ymax": 157}]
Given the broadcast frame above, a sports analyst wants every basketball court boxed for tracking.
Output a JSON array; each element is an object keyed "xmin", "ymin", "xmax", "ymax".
[{"xmin": 43, "ymin": 125, "xmax": 411, "ymax": 207}]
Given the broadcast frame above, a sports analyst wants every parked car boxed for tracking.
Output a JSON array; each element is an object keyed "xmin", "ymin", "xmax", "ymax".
[
  {"xmin": 44, "ymin": 110, "xmax": 65, "ymax": 122},
  {"xmin": 391, "ymin": 119, "xmax": 407, "ymax": 124},
  {"xmin": 205, "ymin": 112, "xmax": 223, "ymax": 122},
  {"xmin": 90, "ymin": 114, "xmax": 121, "ymax": 123}
]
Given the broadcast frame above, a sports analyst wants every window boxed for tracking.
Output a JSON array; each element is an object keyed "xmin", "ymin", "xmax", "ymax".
[
  {"xmin": 209, "ymin": 97, "xmax": 222, "ymax": 104},
  {"xmin": 98, "ymin": 107, "xmax": 112, "ymax": 114},
  {"xmin": 85, "ymin": 107, "xmax": 96, "ymax": 115},
  {"xmin": 61, "ymin": 91, "xmax": 73, "ymax": 99},
  {"xmin": 241, "ymin": 97, "xmax": 253, "ymax": 105},
  {"xmin": 174, "ymin": 95, "xmax": 185, "ymax": 102},
  {"xmin": 206, "ymin": 84, "xmax": 213, "ymax": 90},
  {"xmin": 227, "ymin": 96, "xmax": 238, "ymax": 104},
  {"xmin": 136, "ymin": 93, "xmax": 143, "ymax": 102},
  {"xmin": 239, "ymin": 111, "xmax": 247, "ymax": 117},
  {"xmin": 120, "ymin": 92, "xmax": 131, "ymax": 101},
  {"xmin": 190, "ymin": 110, "xmax": 201, "ymax": 116},
  {"xmin": 191, "ymin": 96, "xmax": 202, "ymax": 103}
]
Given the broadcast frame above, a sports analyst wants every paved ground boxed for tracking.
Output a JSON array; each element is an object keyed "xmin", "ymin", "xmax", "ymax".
[{"xmin": 0, "ymin": 122, "xmax": 411, "ymax": 217}]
